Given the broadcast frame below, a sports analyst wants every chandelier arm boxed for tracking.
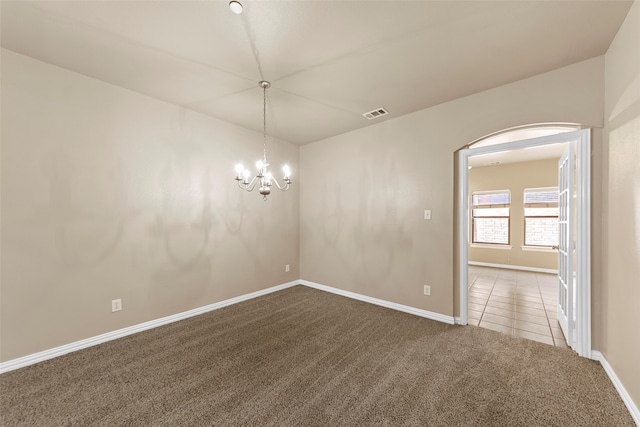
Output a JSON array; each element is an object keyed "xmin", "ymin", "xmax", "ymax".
[
  {"xmin": 271, "ymin": 176, "xmax": 291, "ymax": 191},
  {"xmin": 237, "ymin": 175, "xmax": 259, "ymax": 191},
  {"xmin": 233, "ymin": 80, "xmax": 291, "ymax": 201}
]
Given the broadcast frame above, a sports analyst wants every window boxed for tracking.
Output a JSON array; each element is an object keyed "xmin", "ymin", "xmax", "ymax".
[
  {"xmin": 524, "ymin": 188, "xmax": 559, "ymax": 247},
  {"xmin": 471, "ymin": 191, "xmax": 510, "ymax": 245}
]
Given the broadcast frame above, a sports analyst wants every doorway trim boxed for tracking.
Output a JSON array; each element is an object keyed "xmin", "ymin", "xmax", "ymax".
[{"xmin": 457, "ymin": 129, "xmax": 591, "ymax": 358}]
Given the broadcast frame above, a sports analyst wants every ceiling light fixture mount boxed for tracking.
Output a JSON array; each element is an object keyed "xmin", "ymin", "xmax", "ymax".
[
  {"xmin": 229, "ymin": 1, "xmax": 243, "ymax": 14},
  {"xmin": 235, "ymin": 81, "xmax": 292, "ymax": 201}
]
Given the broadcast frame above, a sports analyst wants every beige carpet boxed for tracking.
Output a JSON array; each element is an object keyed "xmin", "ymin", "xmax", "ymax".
[{"xmin": 0, "ymin": 286, "xmax": 634, "ymax": 426}]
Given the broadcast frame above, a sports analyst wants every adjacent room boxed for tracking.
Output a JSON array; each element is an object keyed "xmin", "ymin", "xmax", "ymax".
[
  {"xmin": 465, "ymin": 128, "xmax": 569, "ymax": 347},
  {"xmin": 1, "ymin": 0, "xmax": 639, "ymax": 425}
]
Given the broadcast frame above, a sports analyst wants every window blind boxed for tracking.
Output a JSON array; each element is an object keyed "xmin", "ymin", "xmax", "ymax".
[
  {"xmin": 471, "ymin": 191, "xmax": 510, "ymax": 208},
  {"xmin": 524, "ymin": 188, "xmax": 558, "ymax": 207}
]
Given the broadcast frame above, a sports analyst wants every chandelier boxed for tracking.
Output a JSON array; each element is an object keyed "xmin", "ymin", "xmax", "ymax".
[{"xmin": 234, "ymin": 81, "xmax": 291, "ymax": 201}]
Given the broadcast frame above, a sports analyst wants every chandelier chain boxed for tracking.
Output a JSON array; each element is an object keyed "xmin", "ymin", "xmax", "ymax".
[
  {"xmin": 234, "ymin": 80, "xmax": 290, "ymax": 200},
  {"xmin": 263, "ymin": 83, "xmax": 267, "ymax": 163}
]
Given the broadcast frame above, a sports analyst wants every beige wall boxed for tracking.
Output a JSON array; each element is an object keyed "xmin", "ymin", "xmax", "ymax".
[
  {"xmin": 300, "ymin": 55, "xmax": 604, "ymax": 317},
  {"xmin": 602, "ymin": 0, "xmax": 640, "ymax": 412},
  {"xmin": 468, "ymin": 158, "xmax": 559, "ymax": 270},
  {"xmin": 0, "ymin": 49, "xmax": 300, "ymax": 361},
  {"xmin": 1, "ymin": 10, "xmax": 636, "ymax": 415}
]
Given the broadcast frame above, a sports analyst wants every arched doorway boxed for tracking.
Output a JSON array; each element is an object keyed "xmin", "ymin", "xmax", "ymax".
[{"xmin": 457, "ymin": 125, "xmax": 592, "ymax": 358}]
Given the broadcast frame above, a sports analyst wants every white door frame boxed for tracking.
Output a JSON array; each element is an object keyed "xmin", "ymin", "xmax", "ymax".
[{"xmin": 457, "ymin": 129, "xmax": 591, "ymax": 358}]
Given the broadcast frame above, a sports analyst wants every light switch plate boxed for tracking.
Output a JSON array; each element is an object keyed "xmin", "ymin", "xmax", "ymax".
[{"xmin": 424, "ymin": 210, "xmax": 432, "ymax": 220}]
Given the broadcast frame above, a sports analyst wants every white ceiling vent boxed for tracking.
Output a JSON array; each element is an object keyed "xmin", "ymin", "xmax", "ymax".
[
  {"xmin": 362, "ymin": 107, "xmax": 389, "ymax": 120},
  {"xmin": 483, "ymin": 161, "xmax": 502, "ymax": 166}
]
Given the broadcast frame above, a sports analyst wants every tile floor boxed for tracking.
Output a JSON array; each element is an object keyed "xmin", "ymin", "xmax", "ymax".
[{"xmin": 468, "ymin": 265, "xmax": 568, "ymax": 348}]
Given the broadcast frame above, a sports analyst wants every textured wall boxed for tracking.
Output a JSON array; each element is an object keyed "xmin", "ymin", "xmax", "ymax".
[
  {"xmin": 469, "ymin": 158, "xmax": 559, "ymax": 270},
  {"xmin": 603, "ymin": 0, "xmax": 640, "ymax": 413},
  {"xmin": 300, "ymin": 56, "xmax": 604, "ymax": 318},
  {"xmin": 0, "ymin": 49, "xmax": 299, "ymax": 361}
]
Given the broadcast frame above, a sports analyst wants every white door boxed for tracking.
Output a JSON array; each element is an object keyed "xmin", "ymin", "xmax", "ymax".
[{"xmin": 557, "ymin": 144, "xmax": 574, "ymax": 346}]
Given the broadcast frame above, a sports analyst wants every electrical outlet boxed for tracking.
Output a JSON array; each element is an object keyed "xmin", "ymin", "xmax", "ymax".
[
  {"xmin": 423, "ymin": 285, "xmax": 431, "ymax": 296},
  {"xmin": 111, "ymin": 298, "xmax": 122, "ymax": 312},
  {"xmin": 285, "ymin": 264, "xmax": 290, "ymax": 272}
]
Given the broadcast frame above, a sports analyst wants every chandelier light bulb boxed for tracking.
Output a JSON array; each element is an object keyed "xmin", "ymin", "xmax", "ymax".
[{"xmin": 234, "ymin": 80, "xmax": 292, "ymax": 201}]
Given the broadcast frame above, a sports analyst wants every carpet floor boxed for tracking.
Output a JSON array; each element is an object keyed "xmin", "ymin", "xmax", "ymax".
[{"xmin": 0, "ymin": 286, "xmax": 634, "ymax": 426}]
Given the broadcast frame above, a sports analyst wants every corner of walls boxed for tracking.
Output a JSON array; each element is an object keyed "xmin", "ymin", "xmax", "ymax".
[
  {"xmin": 299, "ymin": 56, "xmax": 606, "ymax": 321},
  {"xmin": 601, "ymin": 0, "xmax": 640, "ymax": 416},
  {"xmin": 0, "ymin": 48, "xmax": 300, "ymax": 362}
]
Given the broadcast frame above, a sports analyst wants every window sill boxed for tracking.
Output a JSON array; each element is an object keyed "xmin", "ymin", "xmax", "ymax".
[
  {"xmin": 470, "ymin": 243, "xmax": 512, "ymax": 250},
  {"xmin": 521, "ymin": 246, "xmax": 557, "ymax": 253}
]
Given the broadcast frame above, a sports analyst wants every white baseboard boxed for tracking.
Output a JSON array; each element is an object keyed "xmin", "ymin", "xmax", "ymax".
[
  {"xmin": 1, "ymin": 279, "xmax": 455, "ymax": 374},
  {"xmin": 2, "ymin": 281, "xmax": 637, "ymax": 425},
  {"xmin": 299, "ymin": 279, "xmax": 455, "ymax": 325},
  {"xmin": 0, "ymin": 281, "xmax": 300, "ymax": 374},
  {"xmin": 591, "ymin": 350, "xmax": 640, "ymax": 426},
  {"xmin": 468, "ymin": 261, "xmax": 558, "ymax": 275}
]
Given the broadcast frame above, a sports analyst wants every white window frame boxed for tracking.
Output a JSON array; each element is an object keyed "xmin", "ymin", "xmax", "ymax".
[
  {"xmin": 523, "ymin": 186, "xmax": 559, "ymax": 249},
  {"xmin": 470, "ymin": 190, "xmax": 511, "ymax": 246}
]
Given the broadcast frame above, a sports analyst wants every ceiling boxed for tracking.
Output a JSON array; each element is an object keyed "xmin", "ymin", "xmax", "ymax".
[
  {"xmin": 468, "ymin": 142, "xmax": 568, "ymax": 169},
  {"xmin": 0, "ymin": 1, "xmax": 633, "ymax": 146}
]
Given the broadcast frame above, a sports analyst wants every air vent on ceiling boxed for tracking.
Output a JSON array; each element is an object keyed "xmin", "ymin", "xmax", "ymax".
[
  {"xmin": 362, "ymin": 107, "xmax": 389, "ymax": 120},
  {"xmin": 483, "ymin": 161, "xmax": 502, "ymax": 166}
]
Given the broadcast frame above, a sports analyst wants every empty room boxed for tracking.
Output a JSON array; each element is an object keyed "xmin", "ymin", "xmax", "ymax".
[{"xmin": 1, "ymin": 1, "xmax": 639, "ymax": 425}]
